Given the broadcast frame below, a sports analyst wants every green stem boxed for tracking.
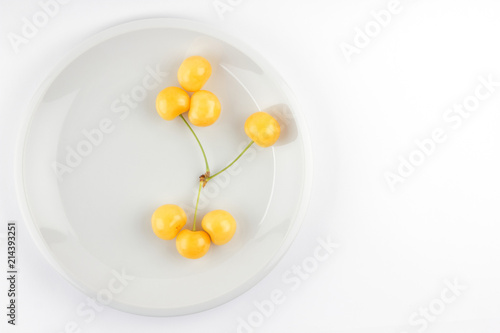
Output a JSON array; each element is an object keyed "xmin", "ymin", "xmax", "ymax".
[
  {"xmin": 179, "ymin": 114, "xmax": 210, "ymax": 174},
  {"xmin": 193, "ymin": 180, "xmax": 203, "ymax": 231},
  {"xmin": 207, "ymin": 141, "xmax": 254, "ymax": 181}
]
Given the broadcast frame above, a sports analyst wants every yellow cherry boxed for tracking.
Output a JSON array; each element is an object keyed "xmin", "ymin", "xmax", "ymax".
[
  {"xmin": 151, "ymin": 204, "xmax": 187, "ymax": 240},
  {"xmin": 188, "ymin": 90, "xmax": 221, "ymax": 127},
  {"xmin": 201, "ymin": 210, "xmax": 236, "ymax": 245},
  {"xmin": 177, "ymin": 56, "xmax": 212, "ymax": 92},
  {"xmin": 244, "ymin": 112, "xmax": 281, "ymax": 147},
  {"xmin": 175, "ymin": 230, "xmax": 211, "ymax": 259},
  {"xmin": 156, "ymin": 86, "xmax": 190, "ymax": 121}
]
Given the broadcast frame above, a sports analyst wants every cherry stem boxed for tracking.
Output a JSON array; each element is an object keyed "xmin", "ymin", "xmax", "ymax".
[
  {"xmin": 179, "ymin": 114, "xmax": 210, "ymax": 174},
  {"xmin": 207, "ymin": 141, "xmax": 254, "ymax": 181},
  {"xmin": 193, "ymin": 180, "xmax": 203, "ymax": 231}
]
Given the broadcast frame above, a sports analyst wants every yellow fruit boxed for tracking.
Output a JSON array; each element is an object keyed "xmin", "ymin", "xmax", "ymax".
[
  {"xmin": 188, "ymin": 90, "xmax": 221, "ymax": 127},
  {"xmin": 175, "ymin": 230, "xmax": 211, "ymax": 259},
  {"xmin": 151, "ymin": 204, "xmax": 187, "ymax": 240},
  {"xmin": 201, "ymin": 210, "xmax": 236, "ymax": 245},
  {"xmin": 244, "ymin": 112, "xmax": 281, "ymax": 147},
  {"xmin": 155, "ymin": 87, "xmax": 190, "ymax": 121},
  {"xmin": 177, "ymin": 56, "xmax": 212, "ymax": 92}
]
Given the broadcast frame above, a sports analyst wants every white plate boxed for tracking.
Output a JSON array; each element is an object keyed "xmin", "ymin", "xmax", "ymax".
[{"xmin": 16, "ymin": 18, "xmax": 312, "ymax": 316}]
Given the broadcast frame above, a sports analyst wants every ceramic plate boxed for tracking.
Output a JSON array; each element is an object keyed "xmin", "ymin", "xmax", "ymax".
[{"xmin": 16, "ymin": 18, "xmax": 311, "ymax": 316}]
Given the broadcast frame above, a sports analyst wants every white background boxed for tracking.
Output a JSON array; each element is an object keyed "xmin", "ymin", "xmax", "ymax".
[{"xmin": 1, "ymin": 0, "xmax": 500, "ymax": 332}]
